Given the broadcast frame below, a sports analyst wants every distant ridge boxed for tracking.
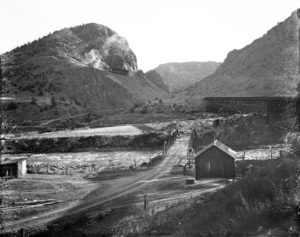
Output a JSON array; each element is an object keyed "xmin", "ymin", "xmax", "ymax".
[
  {"xmin": 180, "ymin": 11, "xmax": 300, "ymax": 103},
  {"xmin": 152, "ymin": 61, "xmax": 220, "ymax": 92}
]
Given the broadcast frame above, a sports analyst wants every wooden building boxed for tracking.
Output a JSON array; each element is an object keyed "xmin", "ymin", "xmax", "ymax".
[
  {"xmin": 0, "ymin": 157, "xmax": 27, "ymax": 178},
  {"xmin": 194, "ymin": 140, "xmax": 236, "ymax": 179}
]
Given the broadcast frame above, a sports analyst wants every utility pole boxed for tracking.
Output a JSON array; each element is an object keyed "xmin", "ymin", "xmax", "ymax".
[
  {"xmin": 143, "ymin": 194, "xmax": 148, "ymax": 210},
  {"xmin": 0, "ymin": 179, "xmax": 6, "ymax": 233},
  {"xmin": 298, "ymin": 9, "xmax": 300, "ymax": 73},
  {"xmin": 242, "ymin": 148, "xmax": 246, "ymax": 177}
]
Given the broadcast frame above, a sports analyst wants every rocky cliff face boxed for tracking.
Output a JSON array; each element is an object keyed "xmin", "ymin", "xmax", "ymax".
[
  {"xmin": 3, "ymin": 23, "xmax": 138, "ymax": 71},
  {"xmin": 1, "ymin": 23, "xmax": 168, "ymax": 122},
  {"xmin": 153, "ymin": 61, "xmax": 220, "ymax": 92},
  {"xmin": 181, "ymin": 11, "xmax": 300, "ymax": 103}
]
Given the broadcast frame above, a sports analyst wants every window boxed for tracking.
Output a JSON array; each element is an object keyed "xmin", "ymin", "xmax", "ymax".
[{"xmin": 205, "ymin": 162, "xmax": 211, "ymax": 173}]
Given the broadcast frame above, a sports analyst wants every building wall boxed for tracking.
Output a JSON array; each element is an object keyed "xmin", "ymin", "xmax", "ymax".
[
  {"xmin": 0, "ymin": 159, "xmax": 27, "ymax": 178},
  {"xmin": 0, "ymin": 163, "xmax": 18, "ymax": 177},
  {"xmin": 17, "ymin": 159, "xmax": 27, "ymax": 177},
  {"xmin": 195, "ymin": 146, "xmax": 235, "ymax": 179}
]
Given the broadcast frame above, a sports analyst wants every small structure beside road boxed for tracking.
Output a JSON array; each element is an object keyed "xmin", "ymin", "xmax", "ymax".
[
  {"xmin": 194, "ymin": 140, "xmax": 236, "ymax": 179},
  {"xmin": 0, "ymin": 157, "xmax": 27, "ymax": 178}
]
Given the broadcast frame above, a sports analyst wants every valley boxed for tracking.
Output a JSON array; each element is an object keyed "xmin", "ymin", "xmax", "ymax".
[
  {"xmin": 1, "ymin": 7, "xmax": 300, "ymax": 237},
  {"xmin": 1, "ymin": 115, "xmax": 294, "ymax": 236}
]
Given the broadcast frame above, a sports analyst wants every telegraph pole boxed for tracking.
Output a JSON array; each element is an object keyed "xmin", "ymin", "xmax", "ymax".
[{"xmin": 298, "ymin": 9, "xmax": 300, "ymax": 73}]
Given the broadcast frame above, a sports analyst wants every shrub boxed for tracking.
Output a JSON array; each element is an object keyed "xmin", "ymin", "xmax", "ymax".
[
  {"xmin": 38, "ymin": 87, "xmax": 44, "ymax": 96},
  {"xmin": 130, "ymin": 106, "xmax": 135, "ymax": 113},
  {"xmin": 140, "ymin": 106, "xmax": 148, "ymax": 114},
  {"xmin": 4, "ymin": 101, "xmax": 18, "ymax": 110},
  {"xmin": 31, "ymin": 97, "xmax": 37, "ymax": 105},
  {"xmin": 50, "ymin": 96, "xmax": 56, "ymax": 108},
  {"xmin": 157, "ymin": 106, "xmax": 164, "ymax": 113}
]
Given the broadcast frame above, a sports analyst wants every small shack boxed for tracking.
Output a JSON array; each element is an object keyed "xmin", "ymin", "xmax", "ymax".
[
  {"xmin": 0, "ymin": 157, "xmax": 27, "ymax": 178},
  {"xmin": 194, "ymin": 140, "xmax": 236, "ymax": 179}
]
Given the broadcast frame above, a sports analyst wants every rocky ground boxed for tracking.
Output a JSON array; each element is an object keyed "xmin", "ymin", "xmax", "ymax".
[{"xmin": 191, "ymin": 113, "xmax": 286, "ymax": 151}]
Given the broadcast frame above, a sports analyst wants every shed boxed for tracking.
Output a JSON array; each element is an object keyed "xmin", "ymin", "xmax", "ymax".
[
  {"xmin": 0, "ymin": 157, "xmax": 27, "ymax": 178},
  {"xmin": 194, "ymin": 140, "xmax": 236, "ymax": 179}
]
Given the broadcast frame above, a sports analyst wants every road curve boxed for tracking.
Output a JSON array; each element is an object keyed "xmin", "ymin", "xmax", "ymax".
[{"xmin": 3, "ymin": 135, "xmax": 190, "ymax": 232}]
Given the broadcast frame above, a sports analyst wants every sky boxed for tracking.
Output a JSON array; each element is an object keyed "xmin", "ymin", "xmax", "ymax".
[{"xmin": 0, "ymin": 0, "xmax": 299, "ymax": 71}]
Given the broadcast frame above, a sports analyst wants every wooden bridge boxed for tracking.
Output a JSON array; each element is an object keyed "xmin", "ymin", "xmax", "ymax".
[
  {"xmin": 204, "ymin": 97, "xmax": 300, "ymax": 131},
  {"xmin": 203, "ymin": 97, "xmax": 300, "ymax": 118}
]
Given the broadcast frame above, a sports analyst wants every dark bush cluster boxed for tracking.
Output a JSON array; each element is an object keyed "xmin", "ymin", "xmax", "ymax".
[{"xmin": 3, "ymin": 101, "xmax": 18, "ymax": 110}]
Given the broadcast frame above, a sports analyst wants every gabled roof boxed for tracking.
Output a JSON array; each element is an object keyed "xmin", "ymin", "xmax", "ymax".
[
  {"xmin": 194, "ymin": 140, "xmax": 237, "ymax": 159},
  {"xmin": 0, "ymin": 157, "xmax": 28, "ymax": 165}
]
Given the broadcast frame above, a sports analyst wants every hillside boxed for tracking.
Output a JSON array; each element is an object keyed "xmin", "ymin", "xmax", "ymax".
[
  {"xmin": 1, "ymin": 23, "xmax": 168, "ymax": 122},
  {"xmin": 145, "ymin": 70, "xmax": 169, "ymax": 92},
  {"xmin": 180, "ymin": 11, "xmax": 300, "ymax": 104},
  {"xmin": 153, "ymin": 61, "xmax": 220, "ymax": 92}
]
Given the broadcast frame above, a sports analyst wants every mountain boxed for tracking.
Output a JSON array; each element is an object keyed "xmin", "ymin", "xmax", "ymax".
[
  {"xmin": 145, "ymin": 70, "xmax": 169, "ymax": 92},
  {"xmin": 153, "ymin": 61, "xmax": 220, "ymax": 92},
  {"xmin": 180, "ymin": 11, "xmax": 300, "ymax": 104},
  {"xmin": 1, "ymin": 23, "xmax": 168, "ymax": 122}
]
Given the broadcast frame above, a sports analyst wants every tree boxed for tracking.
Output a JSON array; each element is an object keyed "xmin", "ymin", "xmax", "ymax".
[
  {"xmin": 140, "ymin": 106, "xmax": 148, "ymax": 114},
  {"xmin": 51, "ymin": 96, "xmax": 56, "ymax": 108},
  {"xmin": 31, "ymin": 97, "xmax": 37, "ymax": 105},
  {"xmin": 130, "ymin": 106, "xmax": 135, "ymax": 113},
  {"xmin": 38, "ymin": 87, "xmax": 43, "ymax": 96}
]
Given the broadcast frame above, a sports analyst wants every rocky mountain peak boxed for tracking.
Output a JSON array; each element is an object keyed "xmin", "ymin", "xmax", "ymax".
[{"xmin": 4, "ymin": 23, "xmax": 138, "ymax": 72}]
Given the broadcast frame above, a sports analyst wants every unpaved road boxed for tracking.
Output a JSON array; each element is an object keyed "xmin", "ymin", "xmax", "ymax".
[
  {"xmin": 6, "ymin": 124, "xmax": 143, "ymax": 140},
  {"xmin": 3, "ymin": 135, "xmax": 190, "ymax": 232}
]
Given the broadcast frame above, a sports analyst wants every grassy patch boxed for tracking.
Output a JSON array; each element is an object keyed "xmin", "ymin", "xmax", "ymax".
[{"xmin": 143, "ymin": 157, "xmax": 299, "ymax": 236}]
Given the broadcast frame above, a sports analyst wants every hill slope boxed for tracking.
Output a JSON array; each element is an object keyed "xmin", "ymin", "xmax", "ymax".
[
  {"xmin": 180, "ymin": 11, "xmax": 300, "ymax": 103},
  {"xmin": 153, "ymin": 61, "xmax": 220, "ymax": 92},
  {"xmin": 145, "ymin": 70, "xmax": 169, "ymax": 92},
  {"xmin": 1, "ymin": 23, "xmax": 168, "ymax": 121}
]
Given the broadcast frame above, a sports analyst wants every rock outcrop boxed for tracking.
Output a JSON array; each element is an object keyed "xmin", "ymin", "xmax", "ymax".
[{"xmin": 1, "ymin": 23, "xmax": 168, "ymax": 122}]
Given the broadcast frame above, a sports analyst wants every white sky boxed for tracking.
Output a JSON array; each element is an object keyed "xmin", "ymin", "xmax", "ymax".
[{"xmin": 0, "ymin": 0, "xmax": 299, "ymax": 71}]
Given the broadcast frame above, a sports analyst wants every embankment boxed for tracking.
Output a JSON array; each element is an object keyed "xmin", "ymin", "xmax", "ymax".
[
  {"xmin": 3, "ymin": 132, "xmax": 178, "ymax": 153},
  {"xmin": 191, "ymin": 113, "xmax": 285, "ymax": 151}
]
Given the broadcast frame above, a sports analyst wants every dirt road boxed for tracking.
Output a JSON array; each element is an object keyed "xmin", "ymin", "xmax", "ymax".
[
  {"xmin": 3, "ymin": 135, "xmax": 190, "ymax": 232},
  {"xmin": 3, "ymin": 130, "xmax": 228, "ymax": 236}
]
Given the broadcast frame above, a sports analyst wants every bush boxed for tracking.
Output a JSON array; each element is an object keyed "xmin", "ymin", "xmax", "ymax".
[
  {"xmin": 51, "ymin": 96, "xmax": 56, "ymax": 108},
  {"xmin": 130, "ymin": 106, "xmax": 135, "ymax": 113},
  {"xmin": 31, "ymin": 97, "xmax": 37, "ymax": 105},
  {"xmin": 140, "ymin": 106, "xmax": 148, "ymax": 114},
  {"xmin": 145, "ymin": 157, "xmax": 298, "ymax": 236},
  {"xmin": 4, "ymin": 101, "xmax": 18, "ymax": 110}
]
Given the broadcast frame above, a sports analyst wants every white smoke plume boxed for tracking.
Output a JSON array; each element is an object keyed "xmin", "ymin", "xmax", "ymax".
[
  {"xmin": 83, "ymin": 49, "xmax": 107, "ymax": 69},
  {"xmin": 102, "ymin": 33, "xmax": 131, "ymax": 56}
]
